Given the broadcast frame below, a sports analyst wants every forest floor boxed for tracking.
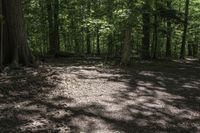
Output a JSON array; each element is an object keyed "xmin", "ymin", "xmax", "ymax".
[{"xmin": 0, "ymin": 58, "xmax": 200, "ymax": 133}]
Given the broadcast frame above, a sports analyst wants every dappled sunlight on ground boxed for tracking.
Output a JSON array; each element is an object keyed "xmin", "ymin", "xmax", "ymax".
[{"xmin": 0, "ymin": 60, "xmax": 200, "ymax": 133}]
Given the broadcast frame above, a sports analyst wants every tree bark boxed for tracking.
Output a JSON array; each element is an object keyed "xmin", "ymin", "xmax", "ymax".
[{"xmin": 2, "ymin": 0, "xmax": 34, "ymax": 66}]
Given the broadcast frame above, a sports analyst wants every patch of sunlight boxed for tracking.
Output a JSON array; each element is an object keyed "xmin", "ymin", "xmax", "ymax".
[
  {"xmin": 144, "ymin": 101, "xmax": 165, "ymax": 109},
  {"xmin": 139, "ymin": 71, "xmax": 156, "ymax": 77},
  {"xmin": 137, "ymin": 81, "xmax": 153, "ymax": 87},
  {"xmin": 21, "ymin": 119, "xmax": 49, "ymax": 131},
  {"xmin": 182, "ymin": 84, "xmax": 198, "ymax": 89}
]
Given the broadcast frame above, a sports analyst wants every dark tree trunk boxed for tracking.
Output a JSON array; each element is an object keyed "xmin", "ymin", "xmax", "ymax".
[
  {"xmin": 107, "ymin": 34, "xmax": 113, "ymax": 57},
  {"xmin": 86, "ymin": 0, "xmax": 91, "ymax": 55},
  {"xmin": 2, "ymin": 0, "xmax": 34, "ymax": 66},
  {"xmin": 153, "ymin": 0, "xmax": 158, "ymax": 59},
  {"xmin": 96, "ymin": 27, "xmax": 100, "ymax": 55},
  {"xmin": 86, "ymin": 28, "xmax": 91, "ymax": 55},
  {"xmin": 53, "ymin": 0, "xmax": 60, "ymax": 55},
  {"xmin": 193, "ymin": 44, "xmax": 198, "ymax": 57},
  {"xmin": 0, "ymin": 0, "xmax": 3, "ymax": 67},
  {"xmin": 47, "ymin": 0, "xmax": 54, "ymax": 55},
  {"xmin": 107, "ymin": 0, "xmax": 114, "ymax": 57},
  {"xmin": 180, "ymin": 0, "xmax": 190, "ymax": 59},
  {"xmin": 188, "ymin": 44, "xmax": 192, "ymax": 56},
  {"xmin": 166, "ymin": 21, "xmax": 172, "ymax": 57},
  {"xmin": 166, "ymin": 0, "xmax": 172, "ymax": 58},
  {"xmin": 141, "ymin": 1, "xmax": 151, "ymax": 60},
  {"xmin": 39, "ymin": 0, "xmax": 47, "ymax": 55}
]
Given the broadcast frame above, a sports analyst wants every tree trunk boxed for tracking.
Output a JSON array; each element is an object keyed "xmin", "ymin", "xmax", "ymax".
[
  {"xmin": 107, "ymin": 0, "xmax": 114, "ymax": 57},
  {"xmin": 180, "ymin": 0, "xmax": 190, "ymax": 59},
  {"xmin": 86, "ymin": 0, "xmax": 91, "ymax": 55},
  {"xmin": 166, "ymin": 0, "xmax": 172, "ymax": 58},
  {"xmin": 39, "ymin": 0, "xmax": 47, "ymax": 55},
  {"xmin": 0, "ymin": 0, "xmax": 3, "ymax": 67},
  {"xmin": 141, "ymin": 1, "xmax": 151, "ymax": 60},
  {"xmin": 153, "ymin": 0, "xmax": 158, "ymax": 59},
  {"xmin": 188, "ymin": 43, "xmax": 192, "ymax": 56},
  {"xmin": 86, "ymin": 28, "xmax": 91, "ymax": 55},
  {"xmin": 53, "ymin": 0, "xmax": 60, "ymax": 55},
  {"xmin": 166, "ymin": 21, "xmax": 172, "ymax": 57},
  {"xmin": 47, "ymin": 0, "xmax": 54, "ymax": 55},
  {"xmin": 121, "ymin": 0, "xmax": 134, "ymax": 65},
  {"xmin": 96, "ymin": 27, "xmax": 100, "ymax": 55},
  {"xmin": 193, "ymin": 44, "xmax": 198, "ymax": 57},
  {"xmin": 121, "ymin": 28, "xmax": 132, "ymax": 65},
  {"xmin": 2, "ymin": 0, "xmax": 34, "ymax": 66}
]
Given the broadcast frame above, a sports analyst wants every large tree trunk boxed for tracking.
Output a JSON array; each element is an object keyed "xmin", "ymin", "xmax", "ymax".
[
  {"xmin": 180, "ymin": 0, "xmax": 190, "ymax": 59},
  {"xmin": 2, "ymin": 0, "xmax": 34, "ymax": 66}
]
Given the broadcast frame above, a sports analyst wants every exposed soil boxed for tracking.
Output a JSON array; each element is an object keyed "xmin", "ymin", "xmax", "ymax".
[{"xmin": 0, "ymin": 58, "xmax": 200, "ymax": 133}]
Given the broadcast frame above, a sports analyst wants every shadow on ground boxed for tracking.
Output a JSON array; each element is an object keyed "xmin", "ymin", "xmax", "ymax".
[{"xmin": 0, "ymin": 59, "xmax": 200, "ymax": 133}]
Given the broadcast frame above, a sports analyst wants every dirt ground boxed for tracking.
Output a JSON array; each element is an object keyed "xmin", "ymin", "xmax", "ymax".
[{"xmin": 0, "ymin": 58, "xmax": 200, "ymax": 133}]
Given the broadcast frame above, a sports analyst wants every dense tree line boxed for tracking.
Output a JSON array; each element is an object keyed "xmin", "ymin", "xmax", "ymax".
[{"xmin": 0, "ymin": 0, "xmax": 200, "ymax": 67}]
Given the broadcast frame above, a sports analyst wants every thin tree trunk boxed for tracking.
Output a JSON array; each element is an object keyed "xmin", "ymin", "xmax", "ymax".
[
  {"xmin": 153, "ymin": 0, "xmax": 158, "ymax": 59},
  {"xmin": 166, "ymin": 21, "xmax": 172, "ymax": 57},
  {"xmin": 107, "ymin": 0, "xmax": 114, "ymax": 57},
  {"xmin": 188, "ymin": 44, "xmax": 192, "ymax": 56},
  {"xmin": 47, "ymin": 0, "xmax": 54, "ymax": 55},
  {"xmin": 96, "ymin": 27, "xmax": 100, "ymax": 55},
  {"xmin": 54, "ymin": 0, "xmax": 60, "ymax": 55},
  {"xmin": 86, "ymin": 0, "xmax": 91, "ymax": 55},
  {"xmin": 166, "ymin": 0, "xmax": 172, "ymax": 58},
  {"xmin": 180, "ymin": 0, "xmax": 190, "ymax": 59},
  {"xmin": 86, "ymin": 28, "xmax": 91, "ymax": 55},
  {"xmin": 0, "ymin": 0, "xmax": 3, "ymax": 67},
  {"xmin": 39, "ymin": 0, "xmax": 46, "ymax": 55},
  {"xmin": 121, "ymin": 28, "xmax": 132, "ymax": 65},
  {"xmin": 141, "ymin": 1, "xmax": 151, "ymax": 60}
]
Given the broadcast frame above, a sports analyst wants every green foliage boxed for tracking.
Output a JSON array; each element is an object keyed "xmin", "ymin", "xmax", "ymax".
[{"xmin": 23, "ymin": 0, "xmax": 200, "ymax": 58}]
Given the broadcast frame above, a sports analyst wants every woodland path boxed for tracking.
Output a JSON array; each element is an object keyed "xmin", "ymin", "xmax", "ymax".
[{"xmin": 0, "ymin": 58, "xmax": 200, "ymax": 133}]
